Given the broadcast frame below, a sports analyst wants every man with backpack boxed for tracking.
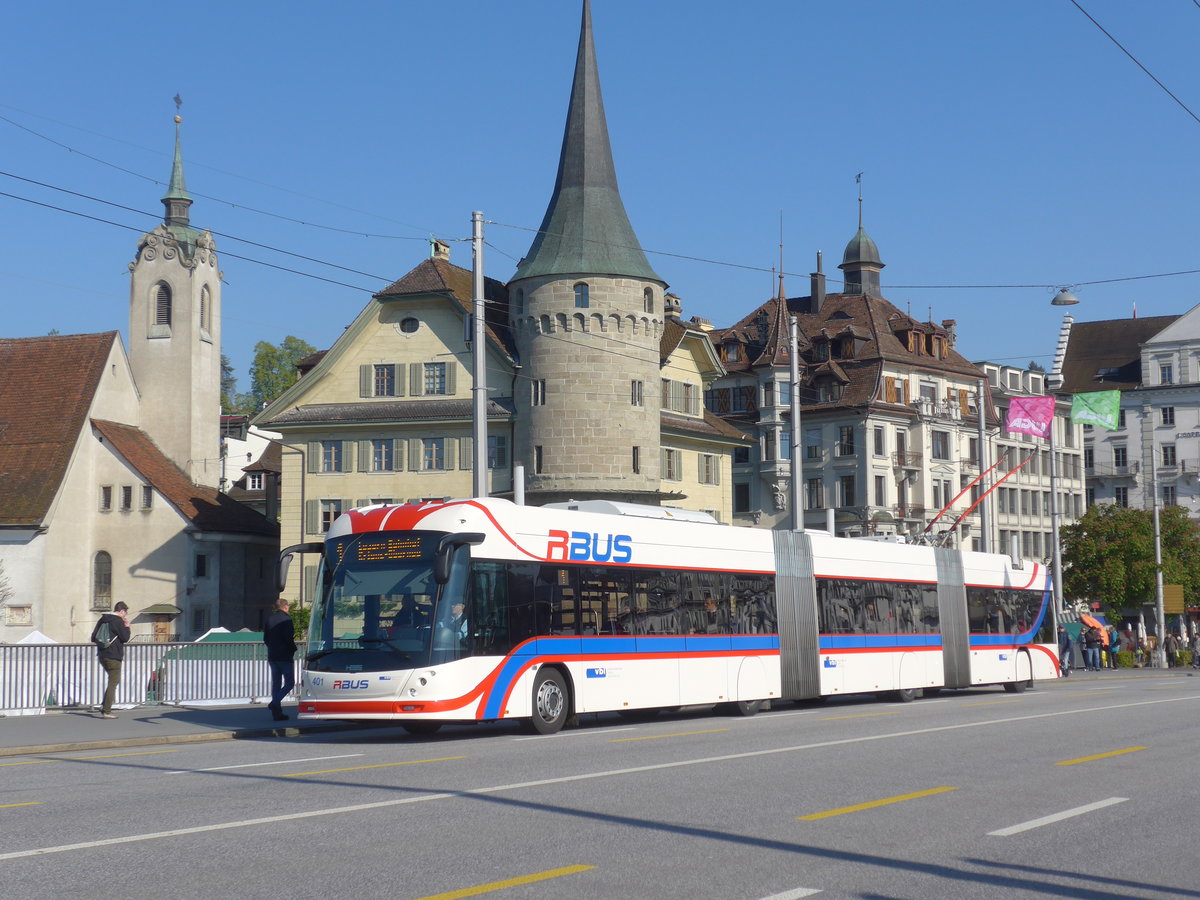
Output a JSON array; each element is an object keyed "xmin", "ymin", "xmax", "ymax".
[{"xmin": 91, "ymin": 601, "xmax": 131, "ymax": 718}]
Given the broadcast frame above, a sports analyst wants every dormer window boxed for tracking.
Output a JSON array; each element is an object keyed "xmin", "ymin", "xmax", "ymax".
[
  {"xmin": 813, "ymin": 342, "xmax": 829, "ymax": 361},
  {"xmin": 725, "ymin": 343, "xmax": 740, "ymax": 363}
]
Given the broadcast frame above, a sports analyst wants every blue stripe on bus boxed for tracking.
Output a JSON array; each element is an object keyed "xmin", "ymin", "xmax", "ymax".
[
  {"xmin": 479, "ymin": 634, "xmax": 781, "ymax": 719},
  {"xmin": 819, "ymin": 634, "xmax": 943, "ymax": 650}
]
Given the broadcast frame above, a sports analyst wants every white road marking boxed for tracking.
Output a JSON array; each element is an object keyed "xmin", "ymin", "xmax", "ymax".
[
  {"xmin": 756, "ymin": 887, "xmax": 822, "ymax": 899},
  {"xmin": 988, "ymin": 797, "xmax": 1129, "ymax": 836},
  {"xmin": 163, "ymin": 754, "xmax": 363, "ymax": 775},
  {"xmin": 2, "ymin": 695, "xmax": 1193, "ymax": 861},
  {"xmin": 513, "ymin": 727, "xmax": 635, "ymax": 741}
]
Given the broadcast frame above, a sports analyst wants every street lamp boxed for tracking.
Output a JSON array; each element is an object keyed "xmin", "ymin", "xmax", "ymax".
[{"xmin": 1045, "ymin": 287, "xmax": 1079, "ymax": 635}]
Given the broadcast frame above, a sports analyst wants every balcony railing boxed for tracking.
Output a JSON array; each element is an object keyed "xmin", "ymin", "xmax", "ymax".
[
  {"xmin": 894, "ymin": 450, "xmax": 923, "ymax": 469},
  {"xmin": 895, "ymin": 505, "xmax": 926, "ymax": 520}
]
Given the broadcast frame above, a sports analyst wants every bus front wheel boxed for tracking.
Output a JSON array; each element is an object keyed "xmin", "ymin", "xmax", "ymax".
[{"xmin": 531, "ymin": 668, "xmax": 569, "ymax": 734}]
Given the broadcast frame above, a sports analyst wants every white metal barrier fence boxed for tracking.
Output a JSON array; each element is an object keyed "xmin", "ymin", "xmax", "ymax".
[{"xmin": 0, "ymin": 642, "xmax": 302, "ymax": 715}]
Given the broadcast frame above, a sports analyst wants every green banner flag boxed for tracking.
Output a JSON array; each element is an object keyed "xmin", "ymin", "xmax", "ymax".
[{"xmin": 1071, "ymin": 390, "xmax": 1121, "ymax": 430}]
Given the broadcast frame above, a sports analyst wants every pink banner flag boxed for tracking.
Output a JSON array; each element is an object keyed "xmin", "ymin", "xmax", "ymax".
[{"xmin": 1005, "ymin": 395, "xmax": 1055, "ymax": 438}]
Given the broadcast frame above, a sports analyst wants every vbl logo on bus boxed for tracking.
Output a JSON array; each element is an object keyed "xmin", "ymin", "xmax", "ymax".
[{"xmin": 546, "ymin": 530, "xmax": 632, "ymax": 563}]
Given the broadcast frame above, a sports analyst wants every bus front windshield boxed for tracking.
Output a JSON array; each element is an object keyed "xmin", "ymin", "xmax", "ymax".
[{"xmin": 307, "ymin": 532, "xmax": 466, "ymax": 672}]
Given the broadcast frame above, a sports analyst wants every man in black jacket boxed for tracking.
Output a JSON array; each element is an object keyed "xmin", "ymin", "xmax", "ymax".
[
  {"xmin": 91, "ymin": 601, "xmax": 131, "ymax": 718},
  {"xmin": 264, "ymin": 597, "xmax": 297, "ymax": 721}
]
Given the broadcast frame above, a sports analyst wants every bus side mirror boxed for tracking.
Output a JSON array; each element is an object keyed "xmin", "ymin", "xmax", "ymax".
[
  {"xmin": 278, "ymin": 542, "xmax": 324, "ymax": 593},
  {"xmin": 434, "ymin": 533, "xmax": 485, "ymax": 584}
]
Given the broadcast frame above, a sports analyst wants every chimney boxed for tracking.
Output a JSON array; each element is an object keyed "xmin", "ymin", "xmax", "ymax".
[
  {"xmin": 430, "ymin": 239, "xmax": 451, "ymax": 261},
  {"xmin": 941, "ymin": 319, "xmax": 957, "ymax": 349},
  {"xmin": 810, "ymin": 250, "xmax": 826, "ymax": 312},
  {"xmin": 664, "ymin": 292, "xmax": 683, "ymax": 321}
]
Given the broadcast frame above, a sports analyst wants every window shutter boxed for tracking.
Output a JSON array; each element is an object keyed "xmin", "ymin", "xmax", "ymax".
[
  {"xmin": 304, "ymin": 499, "xmax": 318, "ymax": 535},
  {"xmin": 660, "ymin": 447, "xmax": 667, "ymax": 476},
  {"xmin": 903, "ymin": 380, "xmax": 911, "ymax": 404},
  {"xmin": 360, "ymin": 365, "xmax": 373, "ymax": 398},
  {"xmin": 885, "ymin": 377, "xmax": 896, "ymax": 403},
  {"xmin": 341, "ymin": 441, "xmax": 354, "ymax": 472},
  {"xmin": 355, "ymin": 498, "xmax": 369, "ymax": 508},
  {"xmin": 459, "ymin": 437, "xmax": 473, "ymax": 469},
  {"xmin": 303, "ymin": 564, "xmax": 318, "ymax": 604},
  {"xmin": 714, "ymin": 457, "xmax": 721, "ymax": 485},
  {"xmin": 958, "ymin": 389, "xmax": 969, "ymax": 416},
  {"xmin": 410, "ymin": 363, "xmax": 423, "ymax": 396},
  {"xmin": 446, "ymin": 364, "xmax": 457, "ymax": 395},
  {"xmin": 392, "ymin": 364, "xmax": 404, "ymax": 397},
  {"xmin": 394, "ymin": 439, "xmax": 406, "ymax": 471},
  {"xmin": 307, "ymin": 442, "xmax": 321, "ymax": 473},
  {"xmin": 444, "ymin": 439, "xmax": 456, "ymax": 470},
  {"xmin": 358, "ymin": 441, "xmax": 371, "ymax": 472},
  {"xmin": 409, "ymin": 439, "xmax": 422, "ymax": 471}
]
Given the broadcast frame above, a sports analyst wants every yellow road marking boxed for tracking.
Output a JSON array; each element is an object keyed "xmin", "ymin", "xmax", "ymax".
[
  {"xmin": 818, "ymin": 711, "xmax": 898, "ymax": 721},
  {"xmin": 73, "ymin": 750, "xmax": 179, "ymax": 760},
  {"xmin": 610, "ymin": 729, "xmax": 729, "ymax": 742},
  {"xmin": 798, "ymin": 786, "xmax": 958, "ymax": 820},
  {"xmin": 963, "ymin": 700, "xmax": 1024, "ymax": 707},
  {"xmin": 0, "ymin": 802, "xmax": 42, "ymax": 809},
  {"xmin": 1056, "ymin": 747, "xmax": 1146, "ymax": 766},
  {"xmin": 415, "ymin": 864, "xmax": 595, "ymax": 899},
  {"xmin": 0, "ymin": 749, "xmax": 177, "ymax": 766},
  {"xmin": 283, "ymin": 756, "xmax": 466, "ymax": 776}
]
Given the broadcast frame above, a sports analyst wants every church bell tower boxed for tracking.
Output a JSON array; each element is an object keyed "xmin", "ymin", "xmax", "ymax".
[{"xmin": 128, "ymin": 113, "xmax": 222, "ymax": 486}]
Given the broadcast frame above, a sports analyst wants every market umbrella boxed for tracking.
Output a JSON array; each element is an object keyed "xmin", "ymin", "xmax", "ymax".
[{"xmin": 1080, "ymin": 613, "xmax": 1109, "ymax": 645}]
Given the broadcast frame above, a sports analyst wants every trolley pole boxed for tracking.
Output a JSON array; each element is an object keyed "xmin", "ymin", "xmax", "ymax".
[{"xmin": 471, "ymin": 211, "xmax": 488, "ymax": 498}]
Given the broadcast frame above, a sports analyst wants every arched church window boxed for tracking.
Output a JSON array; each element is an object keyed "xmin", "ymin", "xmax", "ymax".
[
  {"xmin": 574, "ymin": 283, "xmax": 589, "ymax": 309},
  {"xmin": 93, "ymin": 551, "xmax": 113, "ymax": 611},
  {"xmin": 199, "ymin": 285, "xmax": 211, "ymax": 336},
  {"xmin": 155, "ymin": 283, "xmax": 172, "ymax": 327}
]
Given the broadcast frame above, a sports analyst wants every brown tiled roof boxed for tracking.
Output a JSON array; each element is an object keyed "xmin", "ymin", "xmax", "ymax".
[
  {"xmin": 92, "ymin": 420, "xmax": 277, "ymax": 536},
  {"xmin": 1059, "ymin": 316, "xmax": 1177, "ymax": 394},
  {"xmin": 262, "ymin": 398, "xmax": 516, "ymax": 428},
  {"xmin": 243, "ymin": 440, "xmax": 282, "ymax": 474},
  {"xmin": 377, "ymin": 258, "xmax": 514, "ymax": 359},
  {"xmin": 0, "ymin": 332, "xmax": 118, "ymax": 526},
  {"xmin": 661, "ymin": 410, "xmax": 752, "ymax": 443}
]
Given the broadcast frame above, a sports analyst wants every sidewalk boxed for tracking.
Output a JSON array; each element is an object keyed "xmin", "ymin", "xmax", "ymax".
[
  {"xmin": 0, "ymin": 666, "xmax": 1190, "ymax": 759},
  {"xmin": 0, "ymin": 702, "xmax": 381, "ymax": 758}
]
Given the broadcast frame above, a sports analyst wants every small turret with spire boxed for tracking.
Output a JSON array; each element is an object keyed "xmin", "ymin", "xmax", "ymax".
[{"xmin": 839, "ymin": 173, "xmax": 884, "ymax": 297}]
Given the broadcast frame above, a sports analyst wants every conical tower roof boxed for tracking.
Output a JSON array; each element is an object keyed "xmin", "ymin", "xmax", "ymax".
[{"xmin": 512, "ymin": 0, "xmax": 662, "ymax": 284}]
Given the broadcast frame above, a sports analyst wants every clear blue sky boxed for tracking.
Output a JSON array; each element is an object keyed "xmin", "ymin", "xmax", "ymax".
[{"xmin": 3, "ymin": 1, "xmax": 1198, "ymax": 389}]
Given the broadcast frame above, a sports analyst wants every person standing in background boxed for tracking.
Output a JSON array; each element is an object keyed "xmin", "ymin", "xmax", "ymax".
[
  {"xmin": 264, "ymin": 597, "xmax": 297, "ymax": 721},
  {"xmin": 92, "ymin": 601, "xmax": 131, "ymax": 718},
  {"xmin": 1057, "ymin": 625, "xmax": 1072, "ymax": 677}
]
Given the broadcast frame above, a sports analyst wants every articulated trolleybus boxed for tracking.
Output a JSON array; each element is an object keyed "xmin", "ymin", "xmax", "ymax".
[{"xmin": 280, "ymin": 497, "xmax": 1056, "ymax": 735}]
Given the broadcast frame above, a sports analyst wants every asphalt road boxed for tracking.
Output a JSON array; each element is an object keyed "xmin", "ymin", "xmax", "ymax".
[{"xmin": 3, "ymin": 671, "xmax": 1197, "ymax": 900}]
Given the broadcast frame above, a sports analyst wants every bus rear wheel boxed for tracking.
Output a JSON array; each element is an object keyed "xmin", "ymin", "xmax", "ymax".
[{"xmin": 531, "ymin": 668, "xmax": 569, "ymax": 734}]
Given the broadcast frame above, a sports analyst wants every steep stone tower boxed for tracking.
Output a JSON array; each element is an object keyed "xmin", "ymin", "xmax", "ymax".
[
  {"xmin": 509, "ymin": 0, "xmax": 667, "ymax": 505},
  {"xmin": 128, "ymin": 115, "xmax": 222, "ymax": 487}
]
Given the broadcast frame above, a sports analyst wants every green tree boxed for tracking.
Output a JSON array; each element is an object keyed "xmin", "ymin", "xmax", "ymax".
[
  {"xmin": 289, "ymin": 602, "xmax": 310, "ymax": 641},
  {"xmin": 220, "ymin": 354, "xmax": 243, "ymax": 415},
  {"xmin": 1061, "ymin": 503, "xmax": 1200, "ymax": 620},
  {"xmin": 247, "ymin": 336, "xmax": 316, "ymax": 412},
  {"xmin": 1027, "ymin": 360, "xmax": 1045, "ymax": 373}
]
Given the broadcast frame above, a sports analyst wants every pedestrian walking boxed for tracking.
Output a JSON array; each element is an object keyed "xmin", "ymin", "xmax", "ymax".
[
  {"xmin": 264, "ymin": 597, "xmax": 297, "ymax": 721},
  {"xmin": 1057, "ymin": 625, "xmax": 1072, "ymax": 677},
  {"xmin": 91, "ymin": 601, "xmax": 131, "ymax": 718},
  {"xmin": 1083, "ymin": 624, "xmax": 1103, "ymax": 671}
]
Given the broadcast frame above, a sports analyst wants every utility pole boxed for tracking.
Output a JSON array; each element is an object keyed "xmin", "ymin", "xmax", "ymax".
[{"xmin": 471, "ymin": 211, "xmax": 488, "ymax": 498}]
